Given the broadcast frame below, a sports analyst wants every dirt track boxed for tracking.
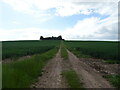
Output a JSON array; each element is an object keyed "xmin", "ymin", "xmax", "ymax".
[
  {"xmin": 32, "ymin": 47, "xmax": 66, "ymax": 88},
  {"xmin": 32, "ymin": 47, "xmax": 114, "ymax": 88},
  {"xmin": 67, "ymin": 50, "xmax": 112, "ymax": 88}
]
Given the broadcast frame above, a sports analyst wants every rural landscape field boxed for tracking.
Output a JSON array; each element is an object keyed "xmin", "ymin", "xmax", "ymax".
[
  {"xmin": 2, "ymin": 40, "xmax": 120, "ymax": 88},
  {"xmin": 1, "ymin": 0, "xmax": 119, "ymax": 89}
]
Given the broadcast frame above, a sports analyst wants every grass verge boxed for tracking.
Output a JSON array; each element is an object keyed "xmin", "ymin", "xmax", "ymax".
[
  {"xmin": 2, "ymin": 48, "xmax": 58, "ymax": 88},
  {"xmin": 62, "ymin": 70, "xmax": 84, "ymax": 88},
  {"xmin": 67, "ymin": 46, "xmax": 91, "ymax": 58},
  {"xmin": 103, "ymin": 75, "xmax": 120, "ymax": 88},
  {"xmin": 61, "ymin": 45, "xmax": 68, "ymax": 60}
]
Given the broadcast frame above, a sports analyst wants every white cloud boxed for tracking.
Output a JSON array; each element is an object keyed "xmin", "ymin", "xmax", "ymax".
[
  {"xmin": 62, "ymin": 16, "xmax": 118, "ymax": 41},
  {"xmin": 1, "ymin": 0, "xmax": 62, "ymax": 16},
  {"xmin": 2, "ymin": 0, "xmax": 33, "ymax": 13},
  {"xmin": 1, "ymin": 15, "xmax": 117, "ymax": 41},
  {"xmin": 12, "ymin": 21, "xmax": 20, "ymax": 25},
  {"xmin": 0, "ymin": 28, "xmax": 61, "ymax": 41},
  {"xmin": 1, "ymin": 0, "xmax": 118, "ymax": 17},
  {"xmin": 0, "ymin": 0, "xmax": 118, "ymax": 41}
]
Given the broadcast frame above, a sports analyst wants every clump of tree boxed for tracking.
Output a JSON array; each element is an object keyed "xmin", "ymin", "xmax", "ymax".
[{"xmin": 40, "ymin": 35, "xmax": 64, "ymax": 40}]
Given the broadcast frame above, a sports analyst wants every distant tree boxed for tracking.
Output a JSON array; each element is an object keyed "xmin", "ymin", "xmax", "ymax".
[
  {"xmin": 40, "ymin": 35, "xmax": 64, "ymax": 40},
  {"xmin": 58, "ymin": 35, "xmax": 62, "ymax": 40},
  {"xmin": 40, "ymin": 36, "xmax": 44, "ymax": 40}
]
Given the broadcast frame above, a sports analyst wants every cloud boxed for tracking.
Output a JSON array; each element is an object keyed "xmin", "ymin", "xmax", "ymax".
[
  {"xmin": 1, "ymin": 0, "xmax": 61, "ymax": 16},
  {"xmin": 1, "ymin": 15, "xmax": 118, "ymax": 41},
  {"xmin": 0, "ymin": 0, "xmax": 118, "ymax": 41},
  {"xmin": 62, "ymin": 16, "xmax": 118, "ymax": 41},
  {"xmin": 1, "ymin": 0, "xmax": 118, "ymax": 17},
  {"xmin": 0, "ymin": 28, "xmax": 61, "ymax": 41},
  {"xmin": 12, "ymin": 21, "xmax": 20, "ymax": 25}
]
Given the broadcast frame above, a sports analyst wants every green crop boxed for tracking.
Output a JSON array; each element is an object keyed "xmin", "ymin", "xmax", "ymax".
[
  {"xmin": 2, "ymin": 40, "xmax": 60, "ymax": 59},
  {"xmin": 2, "ymin": 47, "xmax": 58, "ymax": 88},
  {"xmin": 65, "ymin": 41, "xmax": 119, "ymax": 60}
]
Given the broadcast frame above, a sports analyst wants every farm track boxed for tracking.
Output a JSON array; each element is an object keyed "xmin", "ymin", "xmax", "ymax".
[
  {"xmin": 67, "ymin": 50, "xmax": 113, "ymax": 88},
  {"xmin": 31, "ymin": 46, "xmax": 114, "ymax": 88},
  {"xmin": 32, "ymin": 47, "xmax": 67, "ymax": 88}
]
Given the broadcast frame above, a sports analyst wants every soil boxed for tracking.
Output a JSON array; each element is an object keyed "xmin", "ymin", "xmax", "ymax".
[{"xmin": 79, "ymin": 58, "xmax": 119, "ymax": 75}]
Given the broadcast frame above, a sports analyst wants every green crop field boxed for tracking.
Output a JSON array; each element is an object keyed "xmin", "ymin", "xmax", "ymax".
[
  {"xmin": 3, "ymin": 48, "xmax": 58, "ymax": 88},
  {"xmin": 65, "ymin": 41, "xmax": 119, "ymax": 61},
  {"xmin": 2, "ymin": 40, "xmax": 120, "ymax": 88},
  {"xmin": 2, "ymin": 40, "xmax": 60, "ymax": 88},
  {"xmin": 2, "ymin": 40, "xmax": 60, "ymax": 60}
]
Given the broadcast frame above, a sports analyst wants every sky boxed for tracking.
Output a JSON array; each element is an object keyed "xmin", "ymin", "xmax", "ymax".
[{"xmin": 0, "ymin": 0, "xmax": 119, "ymax": 41}]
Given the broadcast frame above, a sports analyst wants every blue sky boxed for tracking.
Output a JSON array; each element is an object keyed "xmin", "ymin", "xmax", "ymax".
[{"xmin": 0, "ymin": 0, "xmax": 119, "ymax": 41}]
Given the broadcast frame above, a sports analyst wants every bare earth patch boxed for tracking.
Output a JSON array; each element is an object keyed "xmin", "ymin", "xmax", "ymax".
[{"xmin": 79, "ymin": 58, "xmax": 119, "ymax": 75}]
